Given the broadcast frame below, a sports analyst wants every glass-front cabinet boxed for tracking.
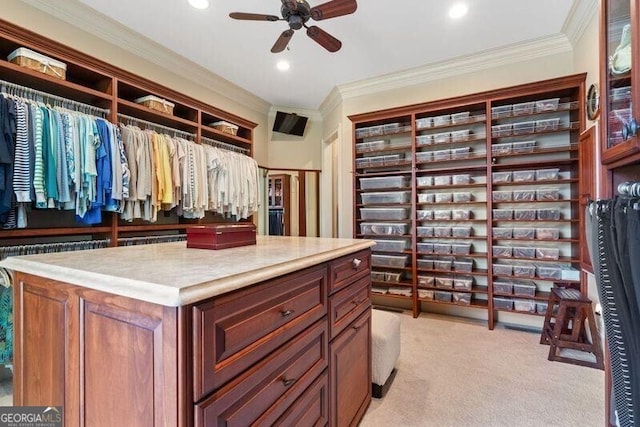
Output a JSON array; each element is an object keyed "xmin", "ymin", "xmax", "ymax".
[{"xmin": 601, "ymin": 0, "xmax": 640, "ymax": 164}]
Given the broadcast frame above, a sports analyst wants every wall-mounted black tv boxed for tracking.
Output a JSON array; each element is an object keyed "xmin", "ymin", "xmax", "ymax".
[{"xmin": 273, "ymin": 111, "xmax": 308, "ymax": 137}]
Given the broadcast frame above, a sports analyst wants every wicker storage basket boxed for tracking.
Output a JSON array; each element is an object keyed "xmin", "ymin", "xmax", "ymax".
[
  {"xmin": 134, "ymin": 95, "xmax": 175, "ymax": 115},
  {"xmin": 211, "ymin": 120, "xmax": 239, "ymax": 136},
  {"xmin": 7, "ymin": 48, "xmax": 67, "ymax": 80}
]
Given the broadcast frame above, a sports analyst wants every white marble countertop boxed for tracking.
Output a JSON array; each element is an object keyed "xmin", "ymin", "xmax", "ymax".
[{"xmin": 0, "ymin": 236, "xmax": 374, "ymax": 307}]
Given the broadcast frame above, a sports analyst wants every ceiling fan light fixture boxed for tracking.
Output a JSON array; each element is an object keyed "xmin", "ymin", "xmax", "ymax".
[
  {"xmin": 448, "ymin": 3, "xmax": 468, "ymax": 19},
  {"xmin": 188, "ymin": 0, "xmax": 210, "ymax": 10},
  {"xmin": 276, "ymin": 60, "xmax": 291, "ymax": 71},
  {"xmin": 229, "ymin": 0, "xmax": 357, "ymax": 53}
]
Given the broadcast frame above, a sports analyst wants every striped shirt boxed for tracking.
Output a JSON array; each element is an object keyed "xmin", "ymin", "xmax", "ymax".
[{"xmin": 13, "ymin": 101, "xmax": 30, "ymax": 203}]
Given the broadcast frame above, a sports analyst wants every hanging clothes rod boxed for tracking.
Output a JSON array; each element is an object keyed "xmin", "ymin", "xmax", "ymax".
[
  {"xmin": 118, "ymin": 113, "xmax": 196, "ymax": 139},
  {"xmin": 118, "ymin": 234, "xmax": 186, "ymax": 246},
  {"xmin": 0, "ymin": 78, "xmax": 110, "ymax": 117},
  {"xmin": 0, "ymin": 239, "xmax": 111, "ymax": 259},
  {"xmin": 201, "ymin": 135, "xmax": 249, "ymax": 154},
  {"xmin": 617, "ymin": 181, "xmax": 640, "ymax": 197}
]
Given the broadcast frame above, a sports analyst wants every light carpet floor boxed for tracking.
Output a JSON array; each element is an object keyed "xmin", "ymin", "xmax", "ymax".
[
  {"xmin": 0, "ymin": 379, "xmax": 10, "ymax": 406},
  {"xmin": 360, "ymin": 312, "xmax": 604, "ymax": 427}
]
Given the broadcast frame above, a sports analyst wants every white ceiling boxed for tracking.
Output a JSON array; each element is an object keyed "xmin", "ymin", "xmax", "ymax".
[{"xmin": 47, "ymin": 0, "xmax": 584, "ymax": 110}]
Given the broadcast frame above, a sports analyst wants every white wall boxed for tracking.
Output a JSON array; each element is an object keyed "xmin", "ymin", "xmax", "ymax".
[
  {"xmin": 266, "ymin": 107, "xmax": 323, "ymax": 170},
  {"xmin": 264, "ymin": 107, "xmax": 323, "ymax": 237},
  {"xmin": 320, "ymin": 95, "xmax": 344, "ymax": 238}
]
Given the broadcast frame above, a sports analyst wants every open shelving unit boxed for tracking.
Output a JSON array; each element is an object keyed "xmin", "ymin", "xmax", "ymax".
[
  {"xmin": 350, "ymin": 73, "xmax": 586, "ymax": 329},
  {"xmin": 0, "ymin": 18, "xmax": 257, "ymax": 248}
]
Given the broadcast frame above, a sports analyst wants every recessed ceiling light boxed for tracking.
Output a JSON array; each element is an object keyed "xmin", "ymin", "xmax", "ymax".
[
  {"xmin": 449, "ymin": 3, "xmax": 468, "ymax": 19},
  {"xmin": 188, "ymin": 0, "xmax": 209, "ymax": 10},
  {"xmin": 276, "ymin": 60, "xmax": 291, "ymax": 72}
]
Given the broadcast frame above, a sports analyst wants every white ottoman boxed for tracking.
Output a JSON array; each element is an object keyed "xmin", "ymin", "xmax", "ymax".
[{"xmin": 371, "ymin": 309, "xmax": 401, "ymax": 398}]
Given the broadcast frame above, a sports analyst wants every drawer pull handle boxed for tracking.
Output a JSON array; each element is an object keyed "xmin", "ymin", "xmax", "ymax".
[
  {"xmin": 351, "ymin": 298, "xmax": 362, "ymax": 305},
  {"xmin": 282, "ymin": 378, "xmax": 297, "ymax": 387},
  {"xmin": 353, "ymin": 324, "xmax": 362, "ymax": 331},
  {"xmin": 352, "ymin": 258, "xmax": 362, "ymax": 269},
  {"xmin": 281, "ymin": 309, "xmax": 295, "ymax": 317}
]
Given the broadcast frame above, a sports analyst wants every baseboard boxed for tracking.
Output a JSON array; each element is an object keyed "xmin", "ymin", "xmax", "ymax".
[
  {"xmin": 503, "ymin": 323, "xmax": 543, "ymax": 334},
  {"xmin": 372, "ymin": 368, "xmax": 398, "ymax": 399},
  {"xmin": 372, "ymin": 305, "xmax": 405, "ymax": 314}
]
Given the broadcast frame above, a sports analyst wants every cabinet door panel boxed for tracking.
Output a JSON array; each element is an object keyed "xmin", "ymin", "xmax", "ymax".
[
  {"xmin": 579, "ymin": 127, "xmax": 595, "ymax": 272},
  {"xmin": 16, "ymin": 278, "xmax": 74, "ymax": 408},
  {"xmin": 13, "ymin": 273, "xmax": 178, "ymax": 427},
  {"xmin": 84, "ymin": 303, "xmax": 157, "ymax": 427},
  {"xmin": 82, "ymin": 300, "xmax": 177, "ymax": 427},
  {"xmin": 330, "ymin": 310, "xmax": 371, "ymax": 427},
  {"xmin": 601, "ymin": 0, "xmax": 640, "ymax": 164}
]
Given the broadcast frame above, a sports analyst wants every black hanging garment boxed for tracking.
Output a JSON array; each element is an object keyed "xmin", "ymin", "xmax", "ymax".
[
  {"xmin": 589, "ymin": 198, "xmax": 640, "ymax": 427},
  {"xmin": 0, "ymin": 96, "xmax": 16, "ymax": 225},
  {"xmin": 269, "ymin": 208, "xmax": 284, "ymax": 236}
]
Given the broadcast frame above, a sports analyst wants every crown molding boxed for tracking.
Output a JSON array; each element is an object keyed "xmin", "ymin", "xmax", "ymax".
[
  {"xmin": 22, "ymin": 0, "xmax": 271, "ymax": 115},
  {"xmin": 336, "ymin": 33, "xmax": 573, "ymax": 101},
  {"xmin": 563, "ymin": 0, "xmax": 599, "ymax": 46},
  {"xmin": 319, "ymin": 86, "xmax": 342, "ymax": 119}
]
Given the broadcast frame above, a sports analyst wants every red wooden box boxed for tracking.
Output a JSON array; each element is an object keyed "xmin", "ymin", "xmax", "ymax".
[{"xmin": 186, "ymin": 224, "xmax": 257, "ymax": 250}]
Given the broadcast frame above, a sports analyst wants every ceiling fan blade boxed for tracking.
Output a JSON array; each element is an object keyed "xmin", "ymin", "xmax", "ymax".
[
  {"xmin": 271, "ymin": 29, "xmax": 295, "ymax": 53},
  {"xmin": 306, "ymin": 26, "xmax": 342, "ymax": 52},
  {"xmin": 311, "ymin": 0, "xmax": 357, "ymax": 20},
  {"xmin": 229, "ymin": 12, "xmax": 280, "ymax": 22}
]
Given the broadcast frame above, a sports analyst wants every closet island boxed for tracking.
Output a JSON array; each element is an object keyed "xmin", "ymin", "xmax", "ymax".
[{"xmin": 1, "ymin": 235, "xmax": 374, "ymax": 427}]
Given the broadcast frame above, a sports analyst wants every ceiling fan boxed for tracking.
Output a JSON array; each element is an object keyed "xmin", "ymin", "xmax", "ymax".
[{"xmin": 229, "ymin": 0, "xmax": 357, "ymax": 53}]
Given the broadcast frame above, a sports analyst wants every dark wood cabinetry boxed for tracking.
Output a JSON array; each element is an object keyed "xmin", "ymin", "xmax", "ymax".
[
  {"xmin": 579, "ymin": 127, "xmax": 596, "ymax": 272},
  {"xmin": 598, "ymin": 2, "xmax": 640, "ymax": 425},
  {"xmin": 193, "ymin": 264, "xmax": 327, "ymax": 398},
  {"xmin": 600, "ymin": 0, "xmax": 640, "ymax": 191},
  {"xmin": 269, "ymin": 174, "xmax": 291, "ymax": 209},
  {"xmin": 329, "ymin": 310, "xmax": 371, "ymax": 427},
  {"xmin": 350, "ymin": 74, "xmax": 586, "ymax": 329},
  {"xmin": 327, "ymin": 250, "xmax": 372, "ymax": 427},
  {"xmin": 12, "ymin": 247, "xmax": 371, "ymax": 427},
  {"xmin": 195, "ymin": 320, "xmax": 328, "ymax": 426},
  {"xmin": 14, "ymin": 273, "xmax": 179, "ymax": 426},
  {"xmin": 599, "ymin": 0, "xmax": 640, "ymax": 167},
  {"xmin": 276, "ymin": 372, "xmax": 329, "ymax": 426}
]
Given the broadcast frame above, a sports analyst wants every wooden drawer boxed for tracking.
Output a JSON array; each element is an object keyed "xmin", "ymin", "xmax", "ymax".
[
  {"xmin": 195, "ymin": 320, "xmax": 328, "ymax": 426},
  {"xmin": 328, "ymin": 275, "xmax": 371, "ymax": 340},
  {"xmin": 193, "ymin": 264, "xmax": 327, "ymax": 400},
  {"xmin": 328, "ymin": 249, "xmax": 371, "ymax": 294},
  {"xmin": 274, "ymin": 370, "xmax": 328, "ymax": 427}
]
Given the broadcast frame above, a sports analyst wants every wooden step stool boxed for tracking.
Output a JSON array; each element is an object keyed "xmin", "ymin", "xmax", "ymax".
[{"xmin": 540, "ymin": 286, "xmax": 604, "ymax": 370}]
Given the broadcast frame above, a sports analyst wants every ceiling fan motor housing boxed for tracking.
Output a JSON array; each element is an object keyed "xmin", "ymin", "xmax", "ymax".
[{"xmin": 282, "ymin": 0, "xmax": 312, "ymax": 30}]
